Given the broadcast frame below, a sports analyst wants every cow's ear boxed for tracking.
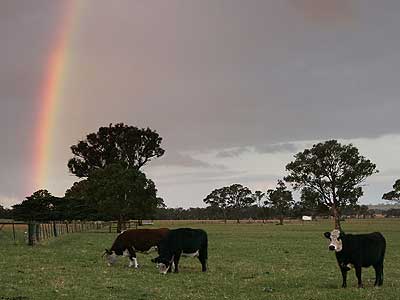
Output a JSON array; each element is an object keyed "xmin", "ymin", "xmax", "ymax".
[
  {"xmin": 324, "ymin": 232, "xmax": 331, "ymax": 239},
  {"xmin": 105, "ymin": 248, "xmax": 111, "ymax": 255}
]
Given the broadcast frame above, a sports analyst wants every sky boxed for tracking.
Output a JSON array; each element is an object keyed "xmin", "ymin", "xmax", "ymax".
[{"xmin": 1, "ymin": 0, "xmax": 400, "ymax": 208}]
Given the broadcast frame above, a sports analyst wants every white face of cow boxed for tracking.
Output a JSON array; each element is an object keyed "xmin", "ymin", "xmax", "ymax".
[
  {"xmin": 157, "ymin": 263, "xmax": 170, "ymax": 275},
  {"xmin": 106, "ymin": 251, "xmax": 118, "ymax": 266},
  {"xmin": 324, "ymin": 229, "xmax": 343, "ymax": 252}
]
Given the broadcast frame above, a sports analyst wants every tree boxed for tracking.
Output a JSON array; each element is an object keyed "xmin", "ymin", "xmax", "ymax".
[
  {"xmin": 72, "ymin": 163, "xmax": 164, "ymax": 232},
  {"xmin": 226, "ymin": 184, "xmax": 254, "ymax": 223},
  {"xmin": 68, "ymin": 123, "xmax": 165, "ymax": 178},
  {"xmin": 253, "ymin": 190, "xmax": 267, "ymax": 223},
  {"xmin": 382, "ymin": 179, "xmax": 400, "ymax": 203},
  {"xmin": 284, "ymin": 140, "xmax": 378, "ymax": 229},
  {"xmin": 265, "ymin": 180, "xmax": 294, "ymax": 225},
  {"xmin": 203, "ymin": 187, "xmax": 230, "ymax": 223},
  {"xmin": 12, "ymin": 190, "xmax": 55, "ymax": 221},
  {"xmin": 203, "ymin": 184, "xmax": 254, "ymax": 223},
  {"xmin": 299, "ymin": 187, "xmax": 330, "ymax": 218},
  {"xmin": 0, "ymin": 205, "xmax": 11, "ymax": 219}
]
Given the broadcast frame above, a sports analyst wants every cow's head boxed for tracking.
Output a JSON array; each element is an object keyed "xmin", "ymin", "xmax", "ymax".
[
  {"xmin": 324, "ymin": 229, "xmax": 344, "ymax": 252},
  {"xmin": 103, "ymin": 248, "xmax": 117, "ymax": 266},
  {"xmin": 151, "ymin": 256, "xmax": 173, "ymax": 274}
]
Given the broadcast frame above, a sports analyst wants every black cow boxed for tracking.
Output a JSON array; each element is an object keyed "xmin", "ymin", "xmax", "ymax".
[
  {"xmin": 151, "ymin": 228, "xmax": 208, "ymax": 274},
  {"xmin": 104, "ymin": 228, "xmax": 169, "ymax": 268},
  {"xmin": 324, "ymin": 229, "xmax": 386, "ymax": 288}
]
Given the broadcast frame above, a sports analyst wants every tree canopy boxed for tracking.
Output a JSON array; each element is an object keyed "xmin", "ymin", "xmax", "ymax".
[
  {"xmin": 69, "ymin": 163, "xmax": 164, "ymax": 231},
  {"xmin": 203, "ymin": 184, "xmax": 254, "ymax": 223},
  {"xmin": 68, "ymin": 123, "xmax": 165, "ymax": 177},
  {"xmin": 12, "ymin": 190, "xmax": 55, "ymax": 221},
  {"xmin": 284, "ymin": 140, "xmax": 377, "ymax": 229},
  {"xmin": 265, "ymin": 180, "xmax": 294, "ymax": 225},
  {"xmin": 382, "ymin": 179, "xmax": 400, "ymax": 203}
]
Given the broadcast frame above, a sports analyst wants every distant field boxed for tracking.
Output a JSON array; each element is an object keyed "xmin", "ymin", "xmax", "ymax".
[{"xmin": 0, "ymin": 219, "xmax": 399, "ymax": 300}]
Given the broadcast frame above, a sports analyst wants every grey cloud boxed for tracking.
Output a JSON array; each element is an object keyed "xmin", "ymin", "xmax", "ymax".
[
  {"xmin": 154, "ymin": 168, "xmax": 278, "ymax": 187},
  {"xmin": 2, "ymin": 0, "xmax": 400, "ymax": 205},
  {"xmin": 216, "ymin": 143, "xmax": 298, "ymax": 158},
  {"xmin": 150, "ymin": 151, "xmax": 226, "ymax": 170},
  {"xmin": 254, "ymin": 143, "xmax": 298, "ymax": 154},
  {"xmin": 216, "ymin": 147, "xmax": 250, "ymax": 158}
]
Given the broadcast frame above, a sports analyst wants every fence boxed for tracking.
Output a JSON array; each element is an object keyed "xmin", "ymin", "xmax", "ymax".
[{"xmin": 0, "ymin": 220, "xmax": 151, "ymax": 246}]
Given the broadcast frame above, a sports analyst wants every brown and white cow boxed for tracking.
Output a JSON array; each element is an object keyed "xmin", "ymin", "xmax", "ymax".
[{"xmin": 104, "ymin": 228, "xmax": 169, "ymax": 268}]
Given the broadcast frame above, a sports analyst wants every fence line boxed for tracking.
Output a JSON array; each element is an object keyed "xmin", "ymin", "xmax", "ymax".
[
  {"xmin": 0, "ymin": 220, "xmax": 145, "ymax": 246},
  {"xmin": 24, "ymin": 221, "xmax": 109, "ymax": 246},
  {"xmin": 27, "ymin": 220, "xmax": 142, "ymax": 245}
]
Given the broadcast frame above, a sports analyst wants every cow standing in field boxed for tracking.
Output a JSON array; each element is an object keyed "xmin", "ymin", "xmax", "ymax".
[
  {"xmin": 104, "ymin": 228, "xmax": 169, "ymax": 268},
  {"xmin": 152, "ymin": 228, "xmax": 208, "ymax": 274},
  {"xmin": 324, "ymin": 229, "xmax": 386, "ymax": 288}
]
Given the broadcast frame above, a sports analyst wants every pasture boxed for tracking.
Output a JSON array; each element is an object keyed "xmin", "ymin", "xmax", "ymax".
[{"xmin": 0, "ymin": 219, "xmax": 399, "ymax": 300}]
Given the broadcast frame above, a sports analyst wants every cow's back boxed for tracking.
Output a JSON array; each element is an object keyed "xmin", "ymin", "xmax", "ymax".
[
  {"xmin": 111, "ymin": 228, "xmax": 169, "ymax": 253},
  {"xmin": 338, "ymin": 232, "xmax": 386, "ymax": 267},
  {"xmin": 162, "ymin": 228, "xmax": 207, "ymax": 254}
]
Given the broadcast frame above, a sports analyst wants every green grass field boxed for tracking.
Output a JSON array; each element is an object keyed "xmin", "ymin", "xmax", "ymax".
[{"xmin": 1, "ymin": 219, "xmax": 399, "ymax": 300}]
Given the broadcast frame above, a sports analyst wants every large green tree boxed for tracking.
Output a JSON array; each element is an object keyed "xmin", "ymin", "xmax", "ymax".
[
  {"xmin": 68, "ymin": 123, "xmax": 165, "ymax": 177},
  {"xmin": 12, "ymin": 190, "xmax": 55, "ymax": 221},
  {"xmin": 203, "ymin": 187, "xmax": 230, "ymax": 223},
  {"xmin": 265, "ymin": 180, "xmax": 294, "ymax": 225},
  {"xmin": 284, "ymin": 140, "xmax": 377, "ymax": 229},
  {"xmin": 67, "ymin": 123, "xmax": 165, "ymax": 225},
  {"xmin": 73, "ymin": 163, "xmax": 164, "ymax": 232},
  {"xmin": 382, "ymin": 179, "xmax": 400, "ymax": 203},
  {"xmin": 204, "ymin": 184, "xmax": 254, "ymax": 223}
]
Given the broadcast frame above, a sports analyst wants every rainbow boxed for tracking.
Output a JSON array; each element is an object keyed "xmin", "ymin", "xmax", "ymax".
[{"xmin": 29, "ymin": 2, "xmax": 76, "ymax": 195}]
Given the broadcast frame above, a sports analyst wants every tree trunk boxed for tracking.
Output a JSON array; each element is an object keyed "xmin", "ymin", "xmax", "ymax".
[
  {"xmin": 117, "ymin": 215, "xmax": 125, "ymax": 233},
  {"xmin": 279, "ymin": 215, "xmax": 284, "ymax": 225},
  {"xmin": 332, "ymin": 205, "xmax": 341, "ymax": 229}
]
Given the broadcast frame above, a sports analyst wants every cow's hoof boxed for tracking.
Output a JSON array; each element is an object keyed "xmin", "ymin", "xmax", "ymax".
[{"xmin": 358, "ymin": 284, "xmax": 364, "ymax": 289}]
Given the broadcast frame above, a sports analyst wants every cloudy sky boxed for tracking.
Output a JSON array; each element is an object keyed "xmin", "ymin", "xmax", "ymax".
[{"xmin": 1, "ymin": 0, "xmax": 400, "ymax": 208}]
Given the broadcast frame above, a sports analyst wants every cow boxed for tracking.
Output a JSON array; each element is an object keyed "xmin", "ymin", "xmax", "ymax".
[
  {"xmin": 104, "ymin": 228, "xmax": 169, "ymax": 268},
  {"xmin": 324, "ymin": 229, "xmax": 386, "ymax": 288},
  {"xmin": 151, "ymin": 228, "xmax": 208, "ymax": 274}
]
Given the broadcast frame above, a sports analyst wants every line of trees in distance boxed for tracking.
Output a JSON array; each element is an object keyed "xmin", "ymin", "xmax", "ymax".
[{"xmin": 2, "ymin": 123, "xmax": 399, "ymax": 229}]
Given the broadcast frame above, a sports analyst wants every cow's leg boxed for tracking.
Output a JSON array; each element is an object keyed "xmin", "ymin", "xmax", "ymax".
[
  {"xmin": 374, "ymin": 263, "xmax": 384, "ymax": 286},
  {"xmin": 198, "ymin": 248, "xmax": 207, "ymax": 272},
  {"xmin": 373, "ymin": 264, "xmax": 380, "ymax": 286},
  {"xmin": 355, "ymin": 266, "xmax": 363, "ymax": 288},
  {"xmin": 127, "ymin": 247, "xmax": 139, "ymax": 268},
  {"xmin": 340, "ymin": 267, "xmax": 347, "ymax": 288},
  {"xmin": 173, "ymin": 252, "xmax": 181, "ymax": 273}
]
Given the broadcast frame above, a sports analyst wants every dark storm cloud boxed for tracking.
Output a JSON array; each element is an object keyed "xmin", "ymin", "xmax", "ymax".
[{"xmin": 2, "ymin": 0, "xmax": 400, "ymax": 206}]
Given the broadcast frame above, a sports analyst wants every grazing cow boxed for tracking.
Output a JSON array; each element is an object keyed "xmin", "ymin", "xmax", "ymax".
[
  {"xmin": 324, "ymin": 229, "xmax": 386, "ymax": 288},
  {"xmin": 104, "ymin": 228, "xmax": 169, "ymax": 268},
  {"xmin": 151, "ymin": 228, "xmax": 208, "ymax": 274}
]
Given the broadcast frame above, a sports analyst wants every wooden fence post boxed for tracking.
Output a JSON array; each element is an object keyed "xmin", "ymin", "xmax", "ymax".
[
  {"xmin": 12, "ymin": 222, "xmax": 16, "ymax": 243},
  {"xmin": 35, "ymin": 223, "xmax": 40, "ymax": 243},
  {"xmin": 53, "ymin": 221, "xmax": 58, "ymax": 237},
  {"xmin": 28, "ymin": 223, "xmax": 35, "ymax": 246}
]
